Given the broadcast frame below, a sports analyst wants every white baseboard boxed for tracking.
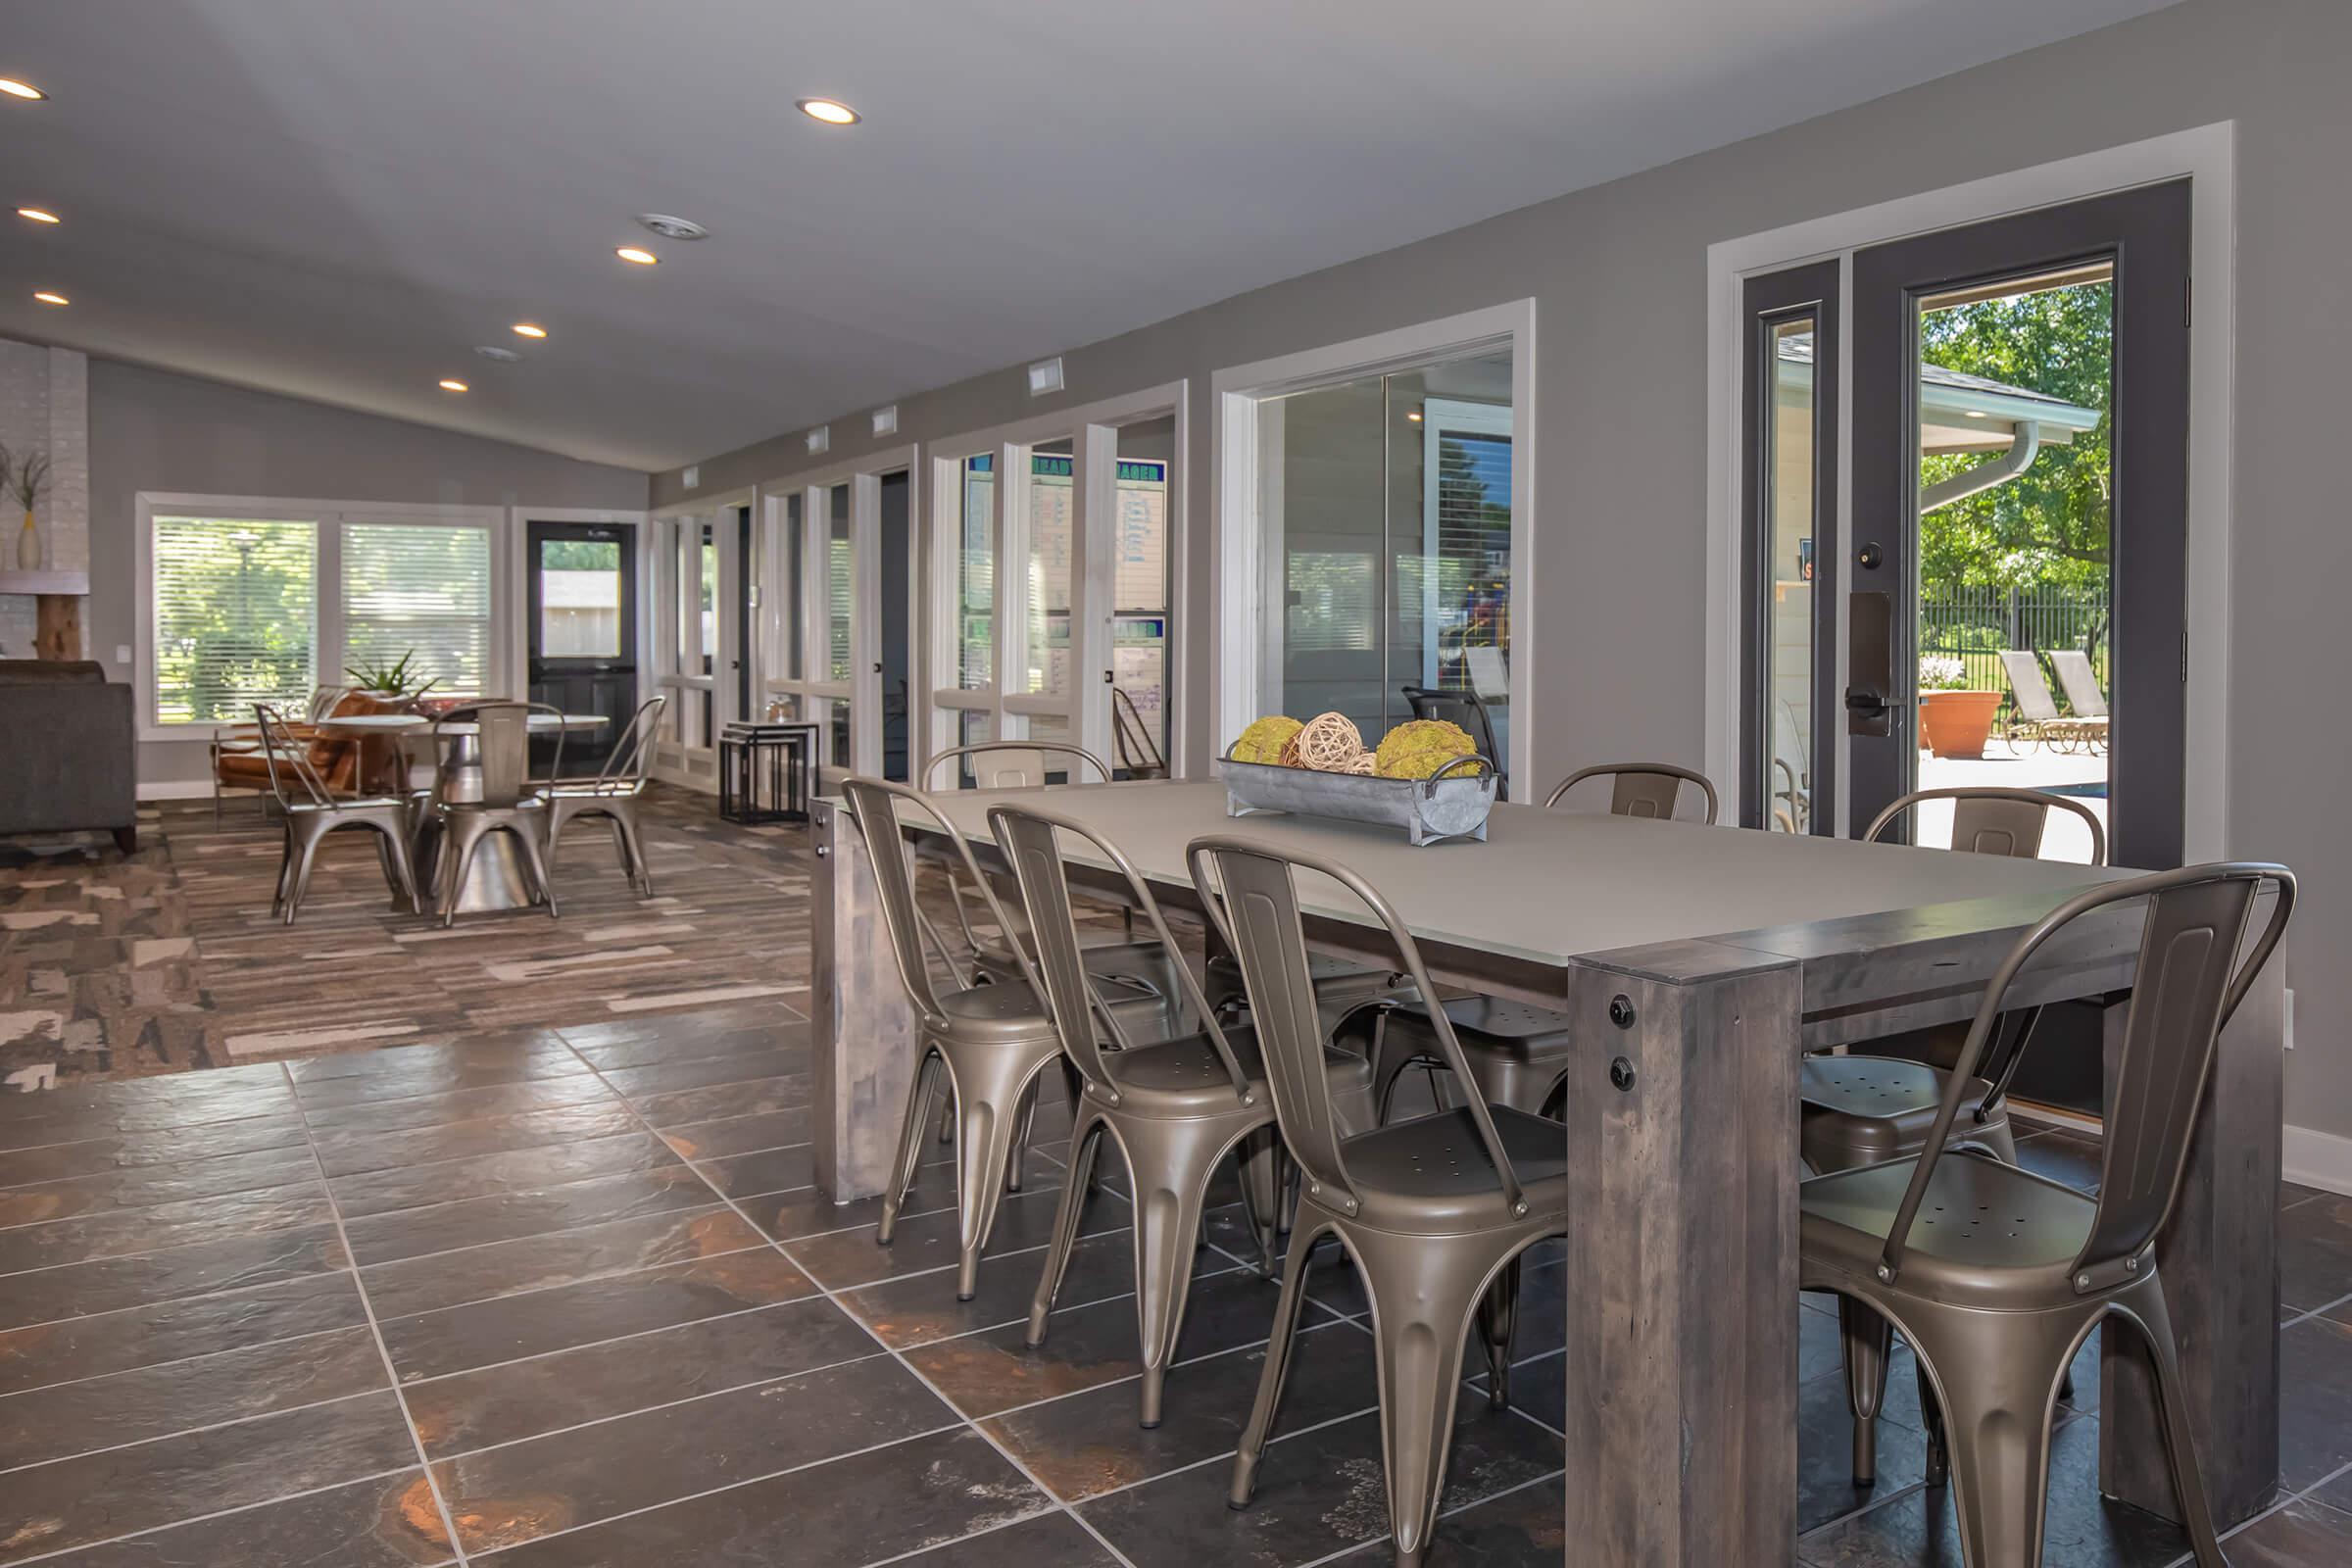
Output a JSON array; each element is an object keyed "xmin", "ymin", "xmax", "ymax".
[
  {"xmin": 136, "ymin": 781, "xmax": 220, "ymax": 801},
  {"xmin": 2285, "ymin": 1123, "xmax": 2352, "ymax": 1198}
]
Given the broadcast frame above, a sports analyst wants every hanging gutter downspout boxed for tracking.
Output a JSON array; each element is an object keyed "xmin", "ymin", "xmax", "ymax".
[{"xmin": 1920, "ymin": 420, "xmax": 2040, "ymax": 513}]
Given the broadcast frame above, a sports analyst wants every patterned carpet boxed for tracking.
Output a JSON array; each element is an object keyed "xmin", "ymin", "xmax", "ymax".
[{"xmin": 0, "ymin": 787, "xmax": 814, "ymax": 1092}]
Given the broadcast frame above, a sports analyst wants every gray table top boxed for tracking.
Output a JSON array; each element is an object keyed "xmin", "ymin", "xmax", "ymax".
[
  {"xmin": 314, "ymin": 712, "xmax": 608, "ymax": 734},
  {"xmin": 900, "ymin": 778, "xmax": 2132, "ymax": 971}
]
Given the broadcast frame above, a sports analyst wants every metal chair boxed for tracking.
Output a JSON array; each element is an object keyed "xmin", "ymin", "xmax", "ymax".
[
  {"xmin": 213, "ymin": 683, "xmax": 353, "ymax": 824},
  {"xmin": 544, "ymin": 695, "xmax": 665, "ymax": 895},
  {"xmin": 1365, "ymin": 761, "xmax": 1723, "ymax": 1118},
  {"xmin": 252, "ymin": 704, "xmax": 420, "ymax": 924},
  {"xmin": 423, "ymin": 702, "xmax": 563, "ymax": 927},
  {"xmin": 1108, "ymin": 685, "xmax": 1168, "ymax": 780},
  {"xmin": 1193, "ymin": 835, "xmax": 1569, "ymax": 1568},
  {"xmin": 843, "ymin": 777, "xmax": 1176, "ymax": 1300},
  {"xmin": 991, "ymin": 801, "xmax": 1376, "ymax": 1427},
  {"xmin": 1401, "ymin": 686, "xmax": 1503, "ymax": 797},
  {"xmin": 1815, "ymin": 786, "xmax": 2110, "ymax": 1485},
  {"xmin": 1801, "ymin": 861, "xmax": 2292, "ymax": 1568}
]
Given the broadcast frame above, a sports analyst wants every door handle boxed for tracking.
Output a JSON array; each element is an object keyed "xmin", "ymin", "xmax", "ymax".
[{"xmin": 1847, "ymin": 590, "xmax": 1895, "ymax": 737}]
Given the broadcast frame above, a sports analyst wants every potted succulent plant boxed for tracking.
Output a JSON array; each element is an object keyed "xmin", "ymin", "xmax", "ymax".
[
  {"xmin": 343, "ymin": 650, "xmax": 440, "ymax": 708},
  {"xmin": 1916, "ymin": 654, "xmax": 2002, "ymax": 759}
]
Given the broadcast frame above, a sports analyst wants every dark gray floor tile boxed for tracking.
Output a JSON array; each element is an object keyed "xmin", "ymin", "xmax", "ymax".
[
  {"xmin": 985, "ymin": 1320, "xmax": 1379, "ymax": 1503},
  {"xmin": 840, "ymin": 1224, "xmax": 1141, "ymax": 1350},
  {"xmin": 2011, "ymin": 1128, "xmax": 2104, "ymax": 1193},
  {"xmin": 357, "ymin": 1203, "xmax": 763, "ymax": 1319},
  {"xmin": 0, "ymin": 1114, "xmax": 312, "ymax": 1187},
  {"xmin": 468, "ymin": 1426, "xmax": 1042, "ymax": 1567},
  {"xmin": 2221, "ymin": 1496, "xmax": 2352, "ymax": 1567},
  {"xmin": 0, "ymin": 1180, "xmax": 332, "ymax": 1275},
  {"xmin": 28, "ymin": 1468, "xmax": 454, "ymax": 1567},
  {"xmin": 656, "ymin": 1107, "xmax": 809, "ymax": 1158},
  {"xmin": 596, "ymin": 1051, "xmax": 805, "ymax": 1102},
  {"xmin": 0, "ymin": 1323, "xmax": 386, "ymax": 1469},
  {"xmin": 1323, "ymin": 1474, "xmax": 1565, "ymax": 1564},
  {"xmin": 688, "ymin": 1143, "xmax": 818, "ymax": 1199},
  {"xmin": 327, "ymin": 1133, "xmax": 683, "ymax": 1219},
  {"xmin": 2311, "ymin": 1463, "xmax": 2352, "ymax": 1513},
  {"xmin": 903, "ymin": 1260, "xmax": 1323, "ymax": 1420},
  {"xmin": 0, "ymin": 1221, "xmax": 349, "ymax": 1332},
  {"xmin": 884, "ymin": 1510, "xmax": 1117, "ymax": 1567},
  {"xmin": 746, "ymin": 1153, "xmax": 1044, "ymax": 1247},
  {"xmin": 554, "ymin": 1002, "xmax": 807, "ymax": 1054},
  {"xmin": 0, "ymin": 1144, "xmax": 321, "ymax": 1227},
  {"xmin": 2279, "ymin": 1194, "xmax": 2352, "ymax": 1315},
  {"xmin": 0, "ymin": 1269, "xmax": 368, "ymax": 1396},
  {"xmin": 339, "ymin": 1164, "xmax": 715, "ymax": 1266},
  {"xmin": 1795, "ymin": 1413, "xmax": 2186, "ymax": 1567},
  {"xmin": 2280, "ymin": 1315, "xmax": 2352, "ymax": 1490},
  {"xmin": 288, "ymin": 1033, "xmax": 577, "ymax": 1093},
  {"xmin": 375, "ymin": 1247, "xmax": 816, "ymax": 1382},
  {"xmin": 786, "ymin": 1184, "xmax": 1123, "ymax": 1293},
  {"xmin": 1795, "ymin": 1356, "xmax": 1930, "ymax": 1536},
  {"xmin": 1078, "ymin": 1396, "xmax": 1560, "ymax": 1567},
  {"xmin": 630, "ymin": 1076, "xmax": 808, "ymax": 1129},
  {"xmin": 0, "ymin": 1391, "xmax": 419, "ymax": 1564},
  {"xmin": 431, "ymin": 1354, "xmax": 953, "ymax": 1554},
  {"xmin": 298, "ymin": 1076, "xmax": 618, "ymax": 1138},
  {"xmin": 2282, "ymin": 1181, "xmax": 2329, "ymax": 1211},
  {"xmin": 564, "ymin": 1021, "xmax": 808, "ymax": 1074},
  {"xmin": 310, "ymin": 1101, "xmax": 651, "ymax": 1179},
  {"xmin": 404, "ymin": 1295, "xmax": 879, "ymax": 1455},
  {"xmin": 0, "ymin": 1065, "xmax": 294, "ymax": 1143}
]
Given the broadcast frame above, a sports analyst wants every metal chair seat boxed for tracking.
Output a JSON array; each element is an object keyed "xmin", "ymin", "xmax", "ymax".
[
  {"xmin": 1799, "ymin": 1056, "xmax": 2013, "ymax": 1171},
  {"xmin": 1091, "ymin": 1023, "xmax": 1374, "ymax": 1118},
  {"xmin": 1372, "ymin": 997, "xmax": 1575, "ymax": 1117},
  {"xmin": 1204, "ymin": 949, "xmax": 1404, "ymax": 1016},
  {"xmin": 1339, "ymin": 1105, "xmax": 1571, "ymax": 1236},
  {"xmin": 1802, "ymin": 1154, "xmax": 2094, "ymax": 1307},
  {"xmin": 938, "ymin": 973, "xmax": 1176, "ymax": 1048}
]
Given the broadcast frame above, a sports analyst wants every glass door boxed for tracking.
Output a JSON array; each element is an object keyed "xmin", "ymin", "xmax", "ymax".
[
  {"xmin": 1848, "ymin": 181, "xmax": 2190, "ymax": 869},
  {"xmin": 525, "ymin": 520, "xmax": 636, "ymax": 772}
]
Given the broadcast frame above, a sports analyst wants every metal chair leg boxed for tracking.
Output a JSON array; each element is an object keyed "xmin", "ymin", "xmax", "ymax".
[
  {"xmin": 1125, "ymin": 1115, "xmax": 1242, "ymax": 1429},
  {"xmin": 282, "ymin": 832, "xmax": 321, "ymax": 925},
  {"xmin": 1839, "ymin": 1295, "xmax": 1895, "ymax": 1486},
  {"xmin": 1230, "ymin": 1219, "xmax": 1329, "ymax": 1509},
  {"xmin": 877, "ymin": 1050, "xmax": 942, "ymax": 1247},
  {"xmin": 376, "ymin": 821, "xmax": 422, "ymax": 914},
  {"xmin": 1479, "ymin": 1258, "xmax": 1520, "ymax": 1411},
  {"xmin": 514, "ymin": 821, "xmax": 560, "ymax": 919},
  {"xmin": 2121, "ymin": 1280, "xmax": 2230, "ymax": 1568},
  {"xmin": 1907, "ymin": 1303, "xmax": 2082, "ymax": 1568},
  {"xmin": 1360, "ymin": 1232, "xmax": 1504, "ymax": 1567},
  {"xmin": 952, "ymin": 1053, "xmax": 1048, "ymax": 1300},
  {"xmin": 1237, "ymin": 1126, "xmax": 1285, "ymax": 1277},
  {"xmin": 441, "ymin": 817, "xmax": 488, "ymax": 927},
  {"xmin": 1025, "ymin": 1107, "xmax": 1104, "ymax": 1347}
]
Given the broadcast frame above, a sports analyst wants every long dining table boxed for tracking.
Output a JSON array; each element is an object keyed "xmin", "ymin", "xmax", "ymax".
[{"xmin": 806, "ymin": 778, "xmax": 2284, "ymax": 1564}]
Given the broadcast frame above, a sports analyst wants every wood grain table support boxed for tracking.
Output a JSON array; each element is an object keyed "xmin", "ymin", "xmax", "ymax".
[
  {"xmin": 2099, "ymin": 948, "xmax": 2284, "ymax": 1526},
  {"xmin": 1560, "ymin": 941, "xmax": 1802, "ymax": 1564},
  {"xmin": 811, "ymin": 797, "xmax": 921, "ymax": 1202}
]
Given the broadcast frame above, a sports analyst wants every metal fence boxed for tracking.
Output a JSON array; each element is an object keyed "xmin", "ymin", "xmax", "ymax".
[{"xmin": 1920, "ymin": 584, "xmax": 2109, "ymax": 718}]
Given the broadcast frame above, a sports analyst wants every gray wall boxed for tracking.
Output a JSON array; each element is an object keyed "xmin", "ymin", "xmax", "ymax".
[
  {"xmin": 86, "ymin": 358, "xmax": 648, "ymax": 782},
  {"xmin": 651, "ymin": 0, "xmax": 2352, "ymax": 1144}
]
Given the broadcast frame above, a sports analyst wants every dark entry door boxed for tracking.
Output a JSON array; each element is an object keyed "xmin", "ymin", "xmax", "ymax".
[
  {"xmin": 1847, "ymin": 180, "xmax": 2191, "ymax": 872},
  {"xmin": 526, "ymin": 520, "xmax": 638, "ymax": 772}
]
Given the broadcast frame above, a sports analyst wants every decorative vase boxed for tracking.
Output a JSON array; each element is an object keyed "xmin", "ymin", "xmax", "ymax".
[{"xmin": 14, "ymin": 511, "xmax": 35, "ymax": 571}]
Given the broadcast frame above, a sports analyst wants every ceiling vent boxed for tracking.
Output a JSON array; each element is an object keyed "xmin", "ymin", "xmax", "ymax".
[
  {"xmin": 1027, "ymin": 357, "xmax": 1065, "ymax": 397},
  {"xmin": 871, "ymin": 405, "xmax": 899, "ymax": 437},
  {"xmin": 636, "ymin": 214, "xmax": 710, "ymax": 242},
  {"xmin": 806, "ymin": 426, "xmax": 831, "ymax": 456}
]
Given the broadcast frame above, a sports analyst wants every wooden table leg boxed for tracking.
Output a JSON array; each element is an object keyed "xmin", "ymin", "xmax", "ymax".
[
  {"xmin": 810, "ymin": 798, "xmax": 920, "ymax": 1202},
  {"xmin": 1561, "ymin": 943, "xmax": 1803, "ymax": 1565},
  {"xmin": 2100, "ymin": 953, "xmax": 2284, "ymax": 1523}
]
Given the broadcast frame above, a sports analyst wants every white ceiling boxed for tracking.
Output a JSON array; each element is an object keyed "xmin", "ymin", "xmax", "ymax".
[{"xmin": 0, "ymin": 0, "xmax": 2175, "ymax": 472}]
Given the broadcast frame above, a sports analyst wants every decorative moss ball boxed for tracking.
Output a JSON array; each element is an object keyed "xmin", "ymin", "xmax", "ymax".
[
  {"xmin": 1231, "ymin": 714, "xmax": 1303, "ymax": 765},
  {"xmin": 1374, "ymin": 718, "xmax": 1484, "ymax": 779}
]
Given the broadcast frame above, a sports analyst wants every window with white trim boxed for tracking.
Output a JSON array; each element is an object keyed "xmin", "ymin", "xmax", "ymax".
[
  {"xmin": 342, "ymin": 523, "xmax": 492, "ymax": 699},
  {"xmin": 152, "ymin": 516, "xmax": 320, "ymax": 726}
]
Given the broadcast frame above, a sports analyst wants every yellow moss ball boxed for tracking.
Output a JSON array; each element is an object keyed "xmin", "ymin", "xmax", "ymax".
[
  {"xmin": 1374, "ymin": 718, "xmax": 1484, "ymax": 779},
  {"xmin": 1230, "ymin": 714, "xmax": 1303, "ymax": 765}
]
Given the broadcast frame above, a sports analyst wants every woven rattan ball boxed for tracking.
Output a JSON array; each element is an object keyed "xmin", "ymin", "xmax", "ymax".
[
  {"xmin": 1340, "ymin": 751, "xmax": 1378, "ymax": 775},
  {"xmin": 1294, "ymin": 710, "xmax": 1364, "ymax": 771}
]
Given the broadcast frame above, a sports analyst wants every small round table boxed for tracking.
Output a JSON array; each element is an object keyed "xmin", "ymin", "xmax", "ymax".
[{"xmin": 315, "ymin": 710, "xmax": 611, "ymax": 913}]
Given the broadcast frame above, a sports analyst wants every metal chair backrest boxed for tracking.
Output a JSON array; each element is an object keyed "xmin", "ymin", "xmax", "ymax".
[
  {"xmin": 841, "ymin": 776, "xmax": 1043, "ymax": 1029},
  {"xmin": 1999, "ymin": 651, "xmax": 2064, "ymax": 724},
  {"xmin": 304, "ymin": 684, "xmax": 354, "ymax": 723},
  {"xmin": 988, "ymin": 802, "xmax": 1246, "ymax": 1102},
  {"xmin": 252, "ymin": 704, "xmax": 337, "ymax": 809},
  {"xmin": 2048, "ymin": 649, "xmax": 2111, "ymax": 719},
  {"xmin": 1186, "ymin": 834, "xmax": 1530, "ymax": 1221},
  {"xmin": 1401, "ymin": 687, "xmax": 1501, "ymax": 780},
  {"xmin": 1109, "ymin": 686, "xmax": 1168, "ymax": 779},
  {"xmin": 1544, "ymin": 761, "xmax": 1720, "ymax": 824},
  {"xmin": 433, "ymin": 702, "xmax": 564, "ymax": 808},
  {"xmin": 586, "ymin": 695, "xmax": 665, "ymax": 790},
  {"xmin": 922, "ymin": 740, "xmax": 1110, "ymax": 792},
  {"xmin": 1882, "ymin": 861, "xmax": 2294, "ymax": 1291},
  {"xmin": 1865, "ymin": 785, "xmax": 2107, "ymax": 866}
]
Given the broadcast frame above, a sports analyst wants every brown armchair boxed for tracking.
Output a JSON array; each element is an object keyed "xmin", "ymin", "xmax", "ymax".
[{"xmin": 214, "ymin": 688, "xmax": 392, "ymax": 810}]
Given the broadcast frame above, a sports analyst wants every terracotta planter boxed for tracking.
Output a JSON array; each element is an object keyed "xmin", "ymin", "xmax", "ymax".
[{"xmin": 1918, "ymin": 689, "xmax": 2003, "ymax": 760}]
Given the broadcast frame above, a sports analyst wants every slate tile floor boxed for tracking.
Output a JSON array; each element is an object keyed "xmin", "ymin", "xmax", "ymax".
[{"xmin": 1, "ymin": 1014, "xmax": 2348, "ymax": 1566}]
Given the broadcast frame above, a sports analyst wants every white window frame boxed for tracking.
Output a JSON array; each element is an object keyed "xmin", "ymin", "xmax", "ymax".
[
  {"xmin": 648, "ymin": 489, "xmax": 753, "ymax": 785},
  {"xmin": 925, "ymin": 381, "xmax": 1188, "ymax": 781},
  {"xmin": 1418, "ymin": 396, "xmax": 1517, "ymax": 696},
  {"xmin": 132, "ymin": 492, "xmax": 506, "ymax": 745},
  {"xmin": 1209, "ymin": 303, "xmax": 1538, "ymax": 792}
]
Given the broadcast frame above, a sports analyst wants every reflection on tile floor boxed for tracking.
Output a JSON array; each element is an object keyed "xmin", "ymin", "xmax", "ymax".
[{"xmin": 0, "ymin": 1010, "xmax": 2347, "ymax": 1565}]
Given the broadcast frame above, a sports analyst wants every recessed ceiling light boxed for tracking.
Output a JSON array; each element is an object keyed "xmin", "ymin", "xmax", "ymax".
[
  {"xmin": 635, "ymin": 214, "xmax": 709, "ymax": 242},
  {"xmin": 511, "ymin": 321, "xmax": 548, "ymax": 339},
  {"xmin": 438, "ymin": 378, "xmax": 468, "ymax": 393},
  {"xmin": 797, "ymin": 98, "xmax": 859, "ymax": 125},
  {"xmin": 615, "ymin": 246, "xmax": 659, "ymax": 266},
  {"xmin": 473, "ymin": 344, "xmax": 520, "ymax": 363},
  {"xmin": 0, "ymin": 79, "xmax": 45, "ymax": 102},
  {"xmin": 32, "ymin": 291, "xmax": 67, "ymax": 306},
  {"xmin": 1964, "ymin": 410, "xmax": 1988, "ymax": 418},
  {"xmin": 17, "ymin": 207, "xmax": 59, "ymax": 224}
]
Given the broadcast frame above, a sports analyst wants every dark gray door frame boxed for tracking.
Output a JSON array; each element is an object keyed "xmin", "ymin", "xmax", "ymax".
[
  {"xmin": 1849, "ymin": 179, "xmax": 2190, "ymax": 869},
  {"xmin": 1740, "ymin": 260, "xmax": 1840, "ymax": 833}
]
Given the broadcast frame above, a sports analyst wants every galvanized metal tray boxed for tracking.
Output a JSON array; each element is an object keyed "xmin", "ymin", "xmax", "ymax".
[{"xmin": 1216, "ymin": 750, "xmax": 1495, "ymax": 846}]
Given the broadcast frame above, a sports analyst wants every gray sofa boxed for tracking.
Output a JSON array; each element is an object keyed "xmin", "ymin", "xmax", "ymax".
[{"xmin": 0, "ymin": 660, "xmax": 137, "ymax": 854}]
